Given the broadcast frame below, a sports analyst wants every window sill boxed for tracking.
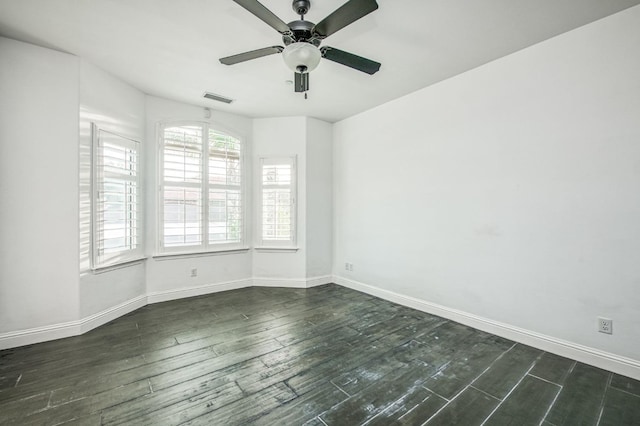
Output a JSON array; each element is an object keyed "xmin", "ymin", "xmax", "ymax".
[
  {"xmin": 92, "ymin": 257, "xmax": 146, "ymax": 274},
  {"xmin": 153, "ymin": 248, "xmax": 250, "ymax": 260},
  {"xmin": 254, "ymin": 247, "xmax": 299, "ymax": 253}
]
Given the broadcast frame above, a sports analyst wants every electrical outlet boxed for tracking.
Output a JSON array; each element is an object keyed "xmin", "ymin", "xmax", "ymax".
[
  {"xmin": 349, "ymin": 263, "xmax": 354, "ymax": 272},
  {"xmin": 190, "ymin": 268, "xmax": 198, "ymax": 277},
  {"xmin": 598, "ymin": 317, "xmax": 612, "ymax": 334},
  {"xmin": 345, "ymin": 262, "xmax": 349, "ymax": 271}
]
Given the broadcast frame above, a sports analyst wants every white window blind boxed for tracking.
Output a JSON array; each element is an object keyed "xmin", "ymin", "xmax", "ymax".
[
  {"xmin": 91, "ymin": 124, "xmax": 142, "ymax": 269},
  {"xmin": 161, "ymin": 125, "xmax": 203, "ymax": 248},
  {"xmin": 208, "ymin": 129, "xmax": 243, "ymax": 243},
  {"xmin": 159, "ymin": 123, "xmax": 243, "ymax": 253},
  {"xmin": 260, "ymin": 157, "xmax": 296, "ymax": 246}
]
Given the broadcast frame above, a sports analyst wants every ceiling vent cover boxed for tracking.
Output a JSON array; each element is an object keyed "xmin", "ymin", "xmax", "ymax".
[{"xmin": 203, "ymin": 92, "xmax": 234, "ymax": 104}]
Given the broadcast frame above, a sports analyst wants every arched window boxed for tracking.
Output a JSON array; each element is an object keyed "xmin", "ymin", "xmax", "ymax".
[{"xmin": 159, "ymin": 122, "xmax": 243, "ymax": 253}]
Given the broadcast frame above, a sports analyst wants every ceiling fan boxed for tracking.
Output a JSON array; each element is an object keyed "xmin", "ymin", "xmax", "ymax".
[{"xmin": 220, "ymin": 0, "xmax": 381, "ymax": 96}]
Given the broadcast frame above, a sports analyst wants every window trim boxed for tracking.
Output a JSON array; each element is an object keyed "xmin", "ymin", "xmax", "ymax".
[
  {"xmin": 90, "ymin": 123, "xmax": 143, "ymax": 270},
  {"xmin": 257, "ymin": 156, "xmax": 297, "ymax": 249},
  {"xmin": 157, "ymin": 120, "xmax": 246, "ymax": 255}
]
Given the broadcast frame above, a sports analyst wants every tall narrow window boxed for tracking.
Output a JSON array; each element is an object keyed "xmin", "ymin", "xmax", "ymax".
[
  {"xmin": 92, "ymin": 124, "xmax": 142, "ymax": 269},
  {"xmin": 260, "ymin": 157, "xmax": 296, "ymax": 247},
  {"xmin": 159, "ymin": 123, "xmax": 243, "ymax": 253}
]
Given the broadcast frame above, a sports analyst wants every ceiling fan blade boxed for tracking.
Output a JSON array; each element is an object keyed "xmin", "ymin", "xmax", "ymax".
[
  {"xmin": 220, "ymin": 46, "xmax": 284, "ymax": 65},
  {"xmin": 233, "ymin": 0, "xmax": 291, "ymax": 34},
  {"xmin": 320, "ymin": 47, "xmax": 381, "ymax": 75},
  {"xmin": 313, "ymin": 0, "xmax": 378, "ymax": 38}
]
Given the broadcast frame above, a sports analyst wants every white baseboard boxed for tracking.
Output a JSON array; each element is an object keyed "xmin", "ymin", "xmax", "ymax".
[
  {"xmin": 2, "ymin": 276, "xmax": 330, "ymax": 350},
  {"xmin": 147, "ymin": 278, "xmax": 253, "ymax": 304},
  {"xmin": 253, "ymin": 275, "xmax": 333, "ymax": 288},
  {"xmin": 0, "ymin": 280, "xmax": 251, "ymax": 350},
  {"xmin": 253, "ymin": 277, "xmax": 307, "ymax": 288},
  {"xmin": 306, "ymin": 275, "xmax": 333, "ymax": 288},
  {"xmin": 4, "ymin": 272, "xmax": 638, "ymax": 381},
  {"xmin": 0, "ymin": 295, "xmax": 149, "ymax": 351},
  {"xmin": 334, "ymin": 275, "xmax": 640, "ymax": 381},
  {"xmin": 0, "ymin": 320, "xmax": 81, "ymax": 351},
  {"xmin": 80, "ymin": 295, "xmax": 148, "ymax": 334}
]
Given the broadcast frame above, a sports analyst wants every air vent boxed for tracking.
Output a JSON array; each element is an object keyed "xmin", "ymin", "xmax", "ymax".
[{"xmin": 203, "ymin": 92, "xmax": 234, "ymax": 104}]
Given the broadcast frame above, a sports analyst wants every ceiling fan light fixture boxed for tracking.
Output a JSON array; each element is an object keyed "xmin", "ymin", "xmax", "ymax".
[{"xmin": 282, "ymin": 42, "xmax": 321, "ymax": 73}]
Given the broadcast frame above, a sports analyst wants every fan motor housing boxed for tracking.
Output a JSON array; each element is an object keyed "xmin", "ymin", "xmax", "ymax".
[{"xmin": 284, "ymin": 20, "xmax": 320, "ymax": 46}]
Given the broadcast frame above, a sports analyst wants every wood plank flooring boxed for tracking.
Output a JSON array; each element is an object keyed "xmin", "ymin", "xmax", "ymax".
[{"xmin": 1, "ymin": 284, "xmax": 639, "ymax": 425}]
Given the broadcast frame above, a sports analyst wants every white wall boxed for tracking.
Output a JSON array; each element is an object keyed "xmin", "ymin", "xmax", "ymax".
[
  {"xmin": 306, "ymin": 118, "xmax": 333, "ymax": 279},
  {"xmin": 78, "ymin": 59, "xmax": 147, "ymax": 318},
  {"xmin": 144, "ymin": 96, "xmax": 253, "ymax": 298},
  {"xmin": 333, "ymin": 5, "xmax": 640, "ymax": 364},
  {"xmin": 252, "ymin": 117, "xmax": 308, "ymax": 282},
  {"xmin": 0, "ymin": 37, "xmax": 80, "ymax": 333}
]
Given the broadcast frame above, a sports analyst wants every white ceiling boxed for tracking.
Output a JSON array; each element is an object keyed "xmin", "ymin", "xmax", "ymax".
[{"xmin": 1, "ymin": 0, "xmax": 638, "ymax": 122}]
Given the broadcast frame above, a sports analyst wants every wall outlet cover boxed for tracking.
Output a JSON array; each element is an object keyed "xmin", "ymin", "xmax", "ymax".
[{"xmin": 598, "ymin": 317, "xmax": 612, "ymax": 334}]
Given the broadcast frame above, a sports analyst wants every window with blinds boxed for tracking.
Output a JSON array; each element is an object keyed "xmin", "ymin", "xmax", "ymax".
[
  {"xmin": 159, "ymin": 123, "xmax": 243, "ymax": 252},
  {"xmin": 91, "ymin": 124, "xmax": 142, "ymax": 269},
  {"xmin": 260, "ymin": 157, "xmax": 296, "ymax": 246}
]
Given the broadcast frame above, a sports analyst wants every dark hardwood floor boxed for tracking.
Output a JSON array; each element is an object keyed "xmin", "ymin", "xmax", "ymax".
[{"xmin": 1, "ymin": 284, "xmax": 639, "ymax": 425}]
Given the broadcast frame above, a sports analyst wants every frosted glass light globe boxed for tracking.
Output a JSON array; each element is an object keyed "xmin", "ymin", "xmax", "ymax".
[{"xmin": 282, "ymin": 42, "xmax": 321, "ymax": 73}]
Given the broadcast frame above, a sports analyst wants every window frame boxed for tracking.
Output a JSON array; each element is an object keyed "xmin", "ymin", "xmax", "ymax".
[
  {"xmin": 91, "ymin": 123, "xmax": 143, "ymax": 270},
  {"xmin": 257, "ymin": 156, "xmax": 297, "ymax": 249},
  {"xmin": 157, "ymin": 121, "xmax": 246, "ymax": 255}
]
